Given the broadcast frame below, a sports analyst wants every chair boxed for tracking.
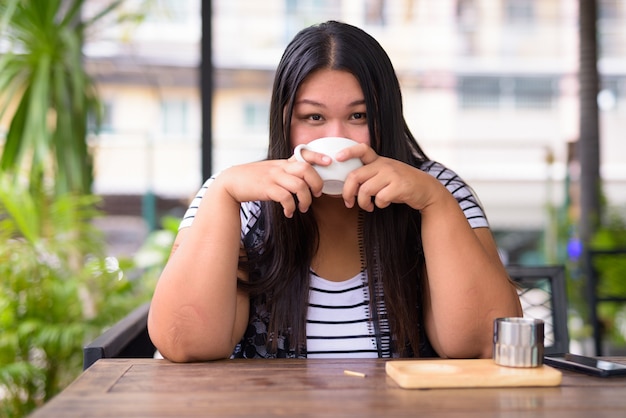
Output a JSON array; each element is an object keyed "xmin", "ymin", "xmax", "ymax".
[
  {"xmin": 506, "ymin": 265, "xmax": 569, "ymax": 355},
  {"xmin": 83, "ymin": 302, "xmax": 155, "ymax": 369}
]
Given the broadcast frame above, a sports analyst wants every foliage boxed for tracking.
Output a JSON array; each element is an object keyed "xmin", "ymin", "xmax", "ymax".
[
  {"xmin": 545, "ymin": 195, "xmax": 626, "ymax": 348},
  {"xmin": 0, "ymin": 2, "xmax": 157, "ymax": 416},
  {"xmin": 590, "ymin": 205, "xmax": 626, "ymax": 346},
  {"xmin": 0, "ymin": 0, "xmax": 144, "ymax": 195},
  {"xmin": 0, "ymin": 181, "xmax": 153, "ymax": 417}
]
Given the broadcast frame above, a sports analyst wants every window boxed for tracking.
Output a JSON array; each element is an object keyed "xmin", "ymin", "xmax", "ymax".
[
  {"xmin": 243, "ymin": 101, "xmax": 269, "ymax": 130},
  {"xmin": 456, "ymin": 0, "xmax": 477, "ymax": 27},
  {"xmin": 513, "ymin": 77, "xmax": 554, "ymax": 109},
  {"xmin": 88, "ymin": 101, "xmax": 113, "ymax": 134},
  {"xmin": 458, "ymin": 76, "xmax": 555, "ymax": 109},
  {"xmin": 365, "ymin": 0, "xmax": 386, "ymax": 26},
  {"xmin": 598, "ymin": 0, "xmax": 626, "ymax": 58},
  {"xmin": 458, "ymin": 77, "xmax": 501, "ymax": 108},
  {"xmin": 504, "ymin": 0, "xmax": 535, "ymax": 25},
  {"xmin": 161, "ymin": 100, "xmax": 188, "ymax": 135},
  {"xmin": 598, "ymin": 0, "xmax": 623, "ymax": 21},
  {"xmin": 285, "ymin": 0, "xmax": 341, "ymax": 40}
]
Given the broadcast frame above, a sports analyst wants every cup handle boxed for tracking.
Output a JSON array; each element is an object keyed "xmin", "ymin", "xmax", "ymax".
[{"xmin": 293, "ymin": 144, "xmax": 308, "ymax": 163}]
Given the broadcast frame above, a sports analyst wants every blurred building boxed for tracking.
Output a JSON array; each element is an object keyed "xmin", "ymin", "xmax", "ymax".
[{"xmin": 81, "ymin": 0, "xmax": 626, "ymax": 261}]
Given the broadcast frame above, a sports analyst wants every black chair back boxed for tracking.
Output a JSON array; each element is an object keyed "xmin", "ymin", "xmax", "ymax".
[{"xmin": 507, "ymin": 265, "xmax": 569, "ymax": 355}]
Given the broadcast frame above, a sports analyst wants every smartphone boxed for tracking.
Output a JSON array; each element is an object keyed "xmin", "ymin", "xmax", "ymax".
[{"xmin": 544, "ymin": 353, "xmax": 626, "ymax": 377}]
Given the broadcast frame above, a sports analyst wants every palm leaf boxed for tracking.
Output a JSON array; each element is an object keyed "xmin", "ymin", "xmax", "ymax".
[
  {"xmin": 0, "ymin": 0, "xmax": 118, "ymax": 194},
  {"xmin": 0, "ymin": 178, "xmax": 39, "ymax": 243},
  {"xmin": 1, "ymin": 87, "xmax": 30, "ymax": 172},
  {"xmin": 0, "ymin": 53, "xmax": 29, "ymax": 122},
  {"xmin": 0, "ymin": 0, "xmax": 19, "ymax": 31}
]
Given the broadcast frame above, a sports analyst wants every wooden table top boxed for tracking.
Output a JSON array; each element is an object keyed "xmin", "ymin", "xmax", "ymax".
[{"xmin": 31, "ymin": 357, "xmax": 626, "ymax": 417}]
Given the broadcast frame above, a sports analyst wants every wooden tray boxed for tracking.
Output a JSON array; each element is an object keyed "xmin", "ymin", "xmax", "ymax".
[{"xmin": 386, "ymin": 359, "xmax": 562, "ymax": 389}]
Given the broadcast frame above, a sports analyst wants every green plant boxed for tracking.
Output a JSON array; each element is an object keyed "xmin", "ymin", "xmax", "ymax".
[
  {"xmin": 0, "ymin": 2, "xmax": 156, "ymax": 416},
  {"xmin": 590, "ymin": 205, "xmax": 626, "ymax": 346},
  {"xmin": 0, "ymin": 0, "xmax": 144, "ymax": 195},
  {"xmin": 0, "ymin": 180, "xmax": 153, "ymax": 417}
]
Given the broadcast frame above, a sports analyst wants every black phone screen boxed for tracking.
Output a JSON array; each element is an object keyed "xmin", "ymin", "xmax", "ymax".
[
  {"xmin": 544, "ymin": 353, "xmax": 626, "ymax": 377},
  {"xmin": 565, "ymin": 354, "xmax": 626, "ymax": 371}
]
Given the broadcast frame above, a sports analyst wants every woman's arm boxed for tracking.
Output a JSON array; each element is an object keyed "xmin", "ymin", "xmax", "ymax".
[
  {"xmin": 339, "ymin": 145, "xmax": 522, "ymax": 358},
  {"xmin": 419, "ymin": 185, "xmax": 522, "ymax": 358},
  {"xmin": 148, "ymin": 158, "xmax": 327, "ymax": 362},
  {"xmin": 148, "ymin": 179, "xmax": 249, "ymax": 362}
]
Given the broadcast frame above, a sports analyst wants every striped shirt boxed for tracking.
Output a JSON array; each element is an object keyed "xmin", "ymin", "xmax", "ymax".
[
  {"xmin": 306, "ymin": 272, "xmax": 378, "ymax": 358},
  {"xmin": 179, "ymin": 160, "xmax": 488, "ymax": 358}
]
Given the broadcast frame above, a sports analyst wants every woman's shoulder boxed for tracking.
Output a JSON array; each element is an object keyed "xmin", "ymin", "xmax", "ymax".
[
  {"xmin": 420, "ymin": 160, "xmax": 472, "ymax": 191},
  {"xmin": 178, "ymin": 174, "xmax": 262, "ymax": 233},
  {"xmin": 420, "ymin": 160, "xmax": 489, "ymax": 228},
  {"xmin": 420, "ymin": 160, "xmax": 461, "ymax": 180}
]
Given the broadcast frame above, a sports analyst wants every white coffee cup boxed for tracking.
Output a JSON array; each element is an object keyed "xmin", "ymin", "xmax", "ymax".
[{"xmin": 294, "ymin": 137, "xmax": 363, "ymax": 195}]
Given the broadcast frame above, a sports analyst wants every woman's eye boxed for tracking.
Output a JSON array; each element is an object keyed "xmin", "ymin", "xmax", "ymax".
[
  {"xmin": 307, "ymin": 114, "xmax": 323, "ymax": 121},
  {"xmin": 352, "ymin": 112, "xmax": 366, "ymax": 120}
]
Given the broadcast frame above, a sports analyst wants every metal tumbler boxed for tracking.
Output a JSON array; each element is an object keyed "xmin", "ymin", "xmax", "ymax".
[{"xmin": 493, "ymin": 317, "xmax": 544, "ymax": 368}]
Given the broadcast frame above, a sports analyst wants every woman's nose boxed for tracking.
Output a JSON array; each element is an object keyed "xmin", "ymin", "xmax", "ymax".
[{"xmin": 324, "ymin": 123, "xmax": 349, "ymax": 139}]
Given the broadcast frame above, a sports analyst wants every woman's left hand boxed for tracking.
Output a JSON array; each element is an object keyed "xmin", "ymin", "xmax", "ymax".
[{"xmin": 337, "ymin": 143, "xmax": 437, "ymax": 212}]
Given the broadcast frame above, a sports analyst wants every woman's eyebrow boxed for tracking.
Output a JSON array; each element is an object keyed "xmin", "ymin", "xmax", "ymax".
[
  {"xmin": 294, "ymin": 99, "xmax": 366, "ymax": 107},
  {"xmin": 294, "ymin": 99, "xmax": 325, "ymax": 107},
  {"xmin": 347, "ymin": 99, "xmax": 366, "ymax": 107}
]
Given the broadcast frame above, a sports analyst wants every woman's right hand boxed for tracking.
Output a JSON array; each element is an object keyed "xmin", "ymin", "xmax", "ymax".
[{"xmin": 218, "ymin": 157, "xmax": 328, "ymax": 218}]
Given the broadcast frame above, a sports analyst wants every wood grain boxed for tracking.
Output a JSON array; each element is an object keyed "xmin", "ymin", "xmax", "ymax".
[{"xmin": 30, "ymin": 358, "xmax": 626, "ymax": 417}]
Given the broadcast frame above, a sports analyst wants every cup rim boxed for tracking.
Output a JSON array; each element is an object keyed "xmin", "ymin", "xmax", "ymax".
[{"xmin": 495, "ymin": 317, "xmax": 544, "ymax": 326}]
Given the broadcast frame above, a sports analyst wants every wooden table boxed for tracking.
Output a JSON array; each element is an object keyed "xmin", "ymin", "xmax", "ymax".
[{"xmin": 31, "ymin": 358, "xmax": 626, "ymax": 417}]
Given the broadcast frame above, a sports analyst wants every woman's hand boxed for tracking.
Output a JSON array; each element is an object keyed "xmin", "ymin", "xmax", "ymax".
[
  {"xmin": 337, "ymin": 143, "xmax": 439, "ymax": 212},
  {"xmin": 219, "ymin": 154, "xmax": 330, "ymax": 218}
]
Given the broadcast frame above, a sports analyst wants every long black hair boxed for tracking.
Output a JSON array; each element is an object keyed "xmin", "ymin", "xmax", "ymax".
[{"xmin": 240, "ymin": 21, "xmax": 431, "ymax": 357}]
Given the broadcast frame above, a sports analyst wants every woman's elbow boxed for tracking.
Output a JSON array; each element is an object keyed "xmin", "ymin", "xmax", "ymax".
[
  {"xmin": 149, "ymin": 325, "xmax": 233, "ymax": 362},
  {"xmin": 148, "ymin": 310, "xmax": 234, "ymax": 362}
]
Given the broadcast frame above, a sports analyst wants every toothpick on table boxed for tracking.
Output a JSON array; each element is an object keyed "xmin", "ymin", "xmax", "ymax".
[{"xmin": 343, "ymin": 370, "xmax": 366, "ymax": 378}]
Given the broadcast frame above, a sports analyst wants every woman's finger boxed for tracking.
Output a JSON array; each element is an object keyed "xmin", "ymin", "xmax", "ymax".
[
  {"xmin": 292, "ymin": 148, "xmax": 332, "ymax": 166},
  {"xmin": 282, "ymin": 160, "xmax": 325, "ymax": 197},
  {"xmin": 335, "ymin": 143, "xmax": 377, "ymax": 164}
]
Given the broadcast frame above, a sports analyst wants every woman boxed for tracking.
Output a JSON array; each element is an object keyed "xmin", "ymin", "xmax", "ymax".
[{"xmin": 148, "ymin": 20, "xmax": 522, "ymax": 362}]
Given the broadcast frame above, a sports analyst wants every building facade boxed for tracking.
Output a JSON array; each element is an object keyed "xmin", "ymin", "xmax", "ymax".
[{"xmin": 72, "ymin": 0, "xmax": 626, "ymax": 259}]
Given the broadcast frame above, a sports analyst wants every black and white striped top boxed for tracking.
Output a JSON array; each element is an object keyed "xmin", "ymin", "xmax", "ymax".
[
  {"xmin": 179, "ymin": 161, "xmax": 488, "ymax": 358},
  {"xmin": 307, "ymin": 272, "xmax": 378, "ymax": 358}
]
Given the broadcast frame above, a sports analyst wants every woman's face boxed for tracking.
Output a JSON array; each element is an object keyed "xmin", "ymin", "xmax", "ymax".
[{"xmin": 289, "ymin": 69, "xmax": 370, "ymax": 150}]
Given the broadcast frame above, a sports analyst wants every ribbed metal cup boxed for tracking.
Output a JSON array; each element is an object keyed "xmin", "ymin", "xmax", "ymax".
[{"xmin": 493, "ymin": 317, "xmax": 544, "ymax": 368}]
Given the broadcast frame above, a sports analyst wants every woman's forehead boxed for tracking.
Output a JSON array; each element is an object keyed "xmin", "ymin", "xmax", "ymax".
[{"xmin": 296, "ymin": 69, "xmax": 363, "ymax": 99}]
